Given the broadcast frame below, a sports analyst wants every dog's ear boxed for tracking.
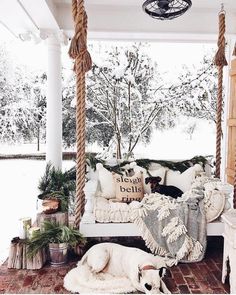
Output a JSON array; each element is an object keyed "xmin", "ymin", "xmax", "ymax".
[
  {"xmin": 145, "ymin": 177, "xmax": 150, "ymax": 184},
  {"xmin": 155, "ymin": 176, "xmax": 162, "ymax": 183},
  {"xmin": 137, "ymin": 265, "xmax": 142, "ymax": 282},
  {"xmin": 159, "ymin": 267, "xmax": 166, "ymax": 278}
]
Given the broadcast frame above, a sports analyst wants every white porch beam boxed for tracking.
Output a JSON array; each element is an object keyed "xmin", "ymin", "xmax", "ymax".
[
  {"xmin": 0, "ymin": 0, "xmax": 37, "ymax": 35},
  {"xmin": 19, "ymin": 0, "xmax": 60, "ymax": 31},
  {"xmin": 87, "ymin": 31, "xmax": 219, "ymax": 43},
  {"xmin": 46, "ymin": 33, "xmax": 62, "ymax": 169},
  {"xmin": 56, "ymin": 2, "xmax": 236, "ymax": 40}
]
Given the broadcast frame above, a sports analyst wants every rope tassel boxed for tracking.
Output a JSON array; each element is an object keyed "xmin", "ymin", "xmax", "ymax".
[
  {"xmin": 214, "ymin": 13, "xmax": 228, "ymax": 67},
  {"xmin": 82, "ymin": 51, "xmax": 92, "ymax": 72},
  {"xmin": 68, "ymin": 36, "xmax": 79, "ymax": 59}
]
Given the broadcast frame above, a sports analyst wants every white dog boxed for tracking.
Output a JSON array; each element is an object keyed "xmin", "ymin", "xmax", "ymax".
[{"xmin": 80, "ymin": 242, "xmax": 173, "ymax": 294}]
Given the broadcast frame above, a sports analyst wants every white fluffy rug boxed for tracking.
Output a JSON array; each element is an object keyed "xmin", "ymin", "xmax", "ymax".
[{"xmin": 64, "ymin": 262, "xmax": 137, "ymax": 294}]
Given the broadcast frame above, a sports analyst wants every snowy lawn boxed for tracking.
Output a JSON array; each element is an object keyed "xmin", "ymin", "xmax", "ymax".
[
  {"xmin": 0, "ymin": 159, "xmax": 74, "ymax": 265},
  {"xmin": 134, "ymin": 121, "xmax": 216, "ymax": 159}
]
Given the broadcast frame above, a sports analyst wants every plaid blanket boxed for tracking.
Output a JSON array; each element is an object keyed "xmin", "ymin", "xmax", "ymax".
[{"xmin": 131, "ymin": 187, "xmax": 207, "ymax": 263}]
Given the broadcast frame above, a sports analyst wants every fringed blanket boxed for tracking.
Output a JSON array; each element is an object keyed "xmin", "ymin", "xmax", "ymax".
[{"xmin": 131, "ymin": 187, "xmax": 207, "ymax": 263}]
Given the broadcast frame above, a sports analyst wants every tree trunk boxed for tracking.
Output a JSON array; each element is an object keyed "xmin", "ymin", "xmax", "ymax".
[
  {"xmin": 37, "ymin": 126, "xmax": 40, "ymax": 151},
  {"xmin": 116, "ymin": 132, "xmax": 122, "ymax": 159},
  {"xmin": 128, "ymin": 82, "xmax": 132, "ymax": 153},
  {"xmin": 36, "ymin": 212, "xmax": 68, "ymax": 229}
]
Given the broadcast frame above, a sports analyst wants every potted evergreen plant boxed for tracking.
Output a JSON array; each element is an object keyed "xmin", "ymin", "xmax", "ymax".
[
  {"xmin": 38, "ymin": 163, "xmax": 76, "ymax": 214},
  {"xmin": 27, "ymin": 220, "xmax": 85, "ymax": 266}
]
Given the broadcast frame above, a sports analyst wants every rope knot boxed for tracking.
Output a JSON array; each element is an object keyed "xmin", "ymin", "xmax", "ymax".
[
  {"xmin": 214, "ymin": 48, "xmax": 228, "ymax": 67},
  {"xmin": 214, "ymin": 11, "xmax": 228, "ymax": 67},
  {"xmin": 68, "ymin": 32, "xmax": 87, "ymax": 59}
]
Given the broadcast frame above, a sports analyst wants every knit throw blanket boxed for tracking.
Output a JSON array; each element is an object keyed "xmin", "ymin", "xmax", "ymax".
[{"xmin": 131, "ymin": 187, "xmax": 207, "ymax": 263}]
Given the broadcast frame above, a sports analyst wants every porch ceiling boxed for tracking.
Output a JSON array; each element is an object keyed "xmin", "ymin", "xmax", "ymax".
[{"xmin": 0, "ymin": 0, "xmax": 236, "ymax": 42}]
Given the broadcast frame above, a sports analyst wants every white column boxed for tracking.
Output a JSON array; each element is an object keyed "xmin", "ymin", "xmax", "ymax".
[{"xmin": 46, "ymin": 34, "xmax": 62, "ymax": 169}]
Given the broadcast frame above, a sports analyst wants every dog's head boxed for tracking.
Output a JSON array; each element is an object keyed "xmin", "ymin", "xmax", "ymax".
[
  {"xmin": 138, "ymin": 266, "xmax": 169, "ymax": 294},
  {"xmin": 145, "ymin": 177, "xmax": 162, "ymax": 193},
  {"xmin": 145, "ymin": 176, "xmax": 162, "ymax": 185}
]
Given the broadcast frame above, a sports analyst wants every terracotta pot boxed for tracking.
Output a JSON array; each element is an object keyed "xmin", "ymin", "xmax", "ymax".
[
  {"xmin": 49, "ymin": 243, "xmax": 68, "ymax": 266},
  {"xmin": 42, "ymin": 199, "xmax": 60, "ymax": 214}
]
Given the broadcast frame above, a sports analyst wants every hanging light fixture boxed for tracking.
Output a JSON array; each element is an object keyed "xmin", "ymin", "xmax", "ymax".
[{"xmin": 142, "ymin": 0, "xmax": 192, "ymax": 20}]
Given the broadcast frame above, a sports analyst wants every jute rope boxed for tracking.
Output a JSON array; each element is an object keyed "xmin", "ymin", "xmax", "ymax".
[
  {"xmin": 214, "ymin": 10, "xmax": 228, "ymax": 179},
  {"xmin": 69, "ymin": 0, "xmax": 92, "ymax": 227}
]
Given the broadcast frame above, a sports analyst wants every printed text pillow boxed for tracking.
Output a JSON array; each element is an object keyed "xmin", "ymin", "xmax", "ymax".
[{"xmin": 113, "ymin": 172, "xmax": 144, "ymax": 203}]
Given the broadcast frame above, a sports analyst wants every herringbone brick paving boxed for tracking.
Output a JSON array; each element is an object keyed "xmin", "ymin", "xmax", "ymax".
[{"xmin": 0, "ymin": 236, "xmax": 230, "ymax": 294}]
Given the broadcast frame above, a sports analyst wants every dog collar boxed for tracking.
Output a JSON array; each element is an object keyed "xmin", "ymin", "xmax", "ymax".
[{"xmin": 141, "ymin": 265, "xmax": 157, "ymax": 271}]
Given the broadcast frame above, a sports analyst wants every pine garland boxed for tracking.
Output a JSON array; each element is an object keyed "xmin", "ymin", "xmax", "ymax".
[
  {"xmin": 86, "ymin": 154, "xmax": 211, "ymax": 174},
  {"xmin": 136, "ymin": 156, "xmax": 210, "ymax": 173}
]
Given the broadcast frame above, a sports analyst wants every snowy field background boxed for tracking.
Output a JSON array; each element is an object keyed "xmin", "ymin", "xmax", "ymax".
[{"xmin": 0, "ymin": 120, "xmax": 215, "ymax": 264}]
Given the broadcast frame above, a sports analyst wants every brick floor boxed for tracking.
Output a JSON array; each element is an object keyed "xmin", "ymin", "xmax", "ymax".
[{"xmin": 0, "ymin": 236, "xmax": 230, "ymax": 294}]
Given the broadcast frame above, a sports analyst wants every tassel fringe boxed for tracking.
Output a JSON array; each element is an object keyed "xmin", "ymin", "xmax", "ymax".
[
  {"xmin": 167, "ymin": 224, "xmax": 187, "ymax": 244},
  {"xmin": 176, "ymin": 236, "xmax": 193, "ymax": 261},
  {"xmin": 214, "ymin": 48, "xmax": 228, "ymax": 67},
  {"xmin": 162, "ymin": 217, "xmax": 179, "ymax": 237}
]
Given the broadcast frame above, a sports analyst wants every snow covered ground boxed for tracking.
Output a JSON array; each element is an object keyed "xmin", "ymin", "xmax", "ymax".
[
  {"xmin": 134, "ymin": 119, "xmax": 216, "ymax": 160},
  {"xmin": 87, "ymin": 119, "xmax": 216, "ymax": 159}
]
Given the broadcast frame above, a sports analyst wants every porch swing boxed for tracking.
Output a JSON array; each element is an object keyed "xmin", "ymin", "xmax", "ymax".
[{"xmin": 69, "ymin": 0, "xmax": 235, "ymax": 242}]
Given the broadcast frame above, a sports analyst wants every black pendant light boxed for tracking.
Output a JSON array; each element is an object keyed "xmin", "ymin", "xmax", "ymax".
[{"xmin": 142, "ymin": 0, "xmax": 192, "ymax": 20}]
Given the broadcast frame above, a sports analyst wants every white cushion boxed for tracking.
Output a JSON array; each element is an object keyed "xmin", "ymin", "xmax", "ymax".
[
  {"xmin": 192, "ymin": 177, "xmax": 226, "ymax": 223},
  {"xmin": 204, "ymin": 187, "xmax": 225, "ymax": 223},
  {"xmin": 94, "ymin": 197, "xmax": 139, "ymax": 223},
  {"xmin": 96, "ymin": 163, "xmax": 115, "ymax": 199},
  {"xmin": 166, "ymin": 164, "xmax": 203, "ymax": 192},
  {"xmin": 130, "ymin": 162, "xmax": 166, "ymax": 194}
]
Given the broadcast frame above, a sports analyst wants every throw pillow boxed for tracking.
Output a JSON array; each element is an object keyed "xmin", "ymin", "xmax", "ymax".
[
  {"xmin": 96, "ymin": 163, "xmax": 116, "ymax": 199},
  {"xmin": 204, "ymin": 181, "xmax": 226, "ymax": 222},
  {"xmin": 204, "ymin": 189, "xmax": 225, "ymax": 223},
  {"xmin": 113, "ymin": 171, "xmax": 144, "ymax": 203},
  {"xmin": 166, "ymin": 164, "xmax": 203, "ymax": 192}
]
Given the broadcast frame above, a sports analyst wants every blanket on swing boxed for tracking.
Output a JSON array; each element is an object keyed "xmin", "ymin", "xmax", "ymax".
[{"xmin": 131, "ymin": 187, "xmax": 207, "ymax": 263}]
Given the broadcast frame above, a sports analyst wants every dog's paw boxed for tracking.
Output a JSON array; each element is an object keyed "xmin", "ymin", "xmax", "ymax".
[{"xmin": 165, "ymin": 258, "xmax": 177, "ymax": 267}]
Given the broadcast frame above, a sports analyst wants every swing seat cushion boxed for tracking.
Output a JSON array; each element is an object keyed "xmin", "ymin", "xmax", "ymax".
[{"xmin": 94, "ymin": 197, "xmax": 138, "ymax": 223}]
